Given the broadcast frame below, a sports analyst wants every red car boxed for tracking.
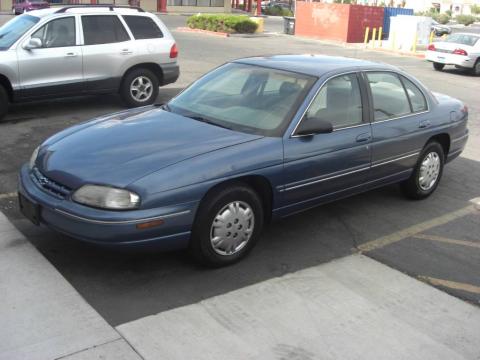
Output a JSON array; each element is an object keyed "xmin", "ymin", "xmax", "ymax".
[{"xmin": 12, "ymin": 0, "xmax": 49, "ymax": 15}]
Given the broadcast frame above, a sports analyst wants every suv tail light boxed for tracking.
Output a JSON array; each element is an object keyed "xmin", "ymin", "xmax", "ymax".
[
  {"xmin": 170, "ymin": 43, "xmax": 178, "ymax": 59},
  {"xmin": 452, "ymin": 48, "xmax": 468, "ymax": 56},
  {"xmin": 427, "ymin": 44, "xmax": 436, "ymax": 51}
]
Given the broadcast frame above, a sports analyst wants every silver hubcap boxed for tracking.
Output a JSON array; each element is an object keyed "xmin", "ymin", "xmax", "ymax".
[
  {"xmin": 419, "ymin": 152, "xmax": 441, "ymax": 191},
  {"xmin": 130, "ymin": 76, "xmax": 153, "ymax": 102},
  {"xmin": 210, "ymin": 201, "xmax": 254, "ymax": 256}
]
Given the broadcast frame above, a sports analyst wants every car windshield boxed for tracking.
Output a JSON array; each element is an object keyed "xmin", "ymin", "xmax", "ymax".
[
  {"xmin": 0, "ymin": 15, "xmax": 40, "ymax": 50},
  {"xmin": 445, "ymin": 33, "xmax": 479, "ymax": 46},
  {"xmin": 167, "ymin": 63, "xmax": 316, "ymax": 137}
]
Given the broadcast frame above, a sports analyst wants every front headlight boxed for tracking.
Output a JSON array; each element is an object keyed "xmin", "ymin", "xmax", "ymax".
[
  {"xmin": 72, "ymin": 185, "xmax": 140, "ymax": 210},
  {"xmin": 29, "ymin": 146, "xmax": 39, "ymax": 169}
]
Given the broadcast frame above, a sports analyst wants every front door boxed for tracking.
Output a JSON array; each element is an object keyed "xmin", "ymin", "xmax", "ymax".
[
  {"xmin": 281, "ymin": 72, "xmax": 372, "ymax": 215},
  {"xmin": 17, "ymin": 15, "xmax": 83, "ymax": 99}
]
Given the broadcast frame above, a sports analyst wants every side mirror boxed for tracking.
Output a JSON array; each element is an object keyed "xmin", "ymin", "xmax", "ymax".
[
  {"xmin": 296, "ymin": 116, "xmax": 333, "ymax": 136},
  {"xmin": 23, "ymin": 38, "xmax": 42, "ymax": 50}
]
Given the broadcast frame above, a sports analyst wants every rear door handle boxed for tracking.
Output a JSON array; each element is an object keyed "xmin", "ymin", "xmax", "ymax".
[
  {"xmin": 65, "ymin": 52, "xmax": 77, "ymax": 57},
  {"xmin": 419, "ymin": 120, "xmax": 431, "ymax": 129},
  {"xmin": 356, "ymin": 132, "xmax": 371, "ymax": 143}
]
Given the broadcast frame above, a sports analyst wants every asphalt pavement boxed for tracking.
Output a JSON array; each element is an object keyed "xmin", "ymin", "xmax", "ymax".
[{"xmin": 0, "ymin": 15, "xmax": 479, "ymax": 329}]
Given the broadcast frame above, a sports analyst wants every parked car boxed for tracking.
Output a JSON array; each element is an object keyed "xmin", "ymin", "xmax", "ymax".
[
  {"xmin": 0, "ymin": 5, "xmax": 179, "ymax": 119},
  {"xmin": 12, "ymin": 0, "xmax": 49, "ymax": 15},
  {"xmin": 431, "ymin": 20, "xmax": 451, "ymax": 37},
  {"xmin": 426, "ymin": 33, "xmax": 480, "ymax": 75},
  {"xmin": 18, "ymin": 55, "xmax": 469, "ymax": 266}
]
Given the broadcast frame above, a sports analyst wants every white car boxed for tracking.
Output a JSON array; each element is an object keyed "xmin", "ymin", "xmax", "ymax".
[{"xmin": 426, "ymin": 33, "xmax": 480, "ymax": 75}]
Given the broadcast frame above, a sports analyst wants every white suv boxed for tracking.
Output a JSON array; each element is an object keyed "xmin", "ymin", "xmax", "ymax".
[{"xmin": 0, "ymin": 5, "xmax": 179, "ymax": 119}]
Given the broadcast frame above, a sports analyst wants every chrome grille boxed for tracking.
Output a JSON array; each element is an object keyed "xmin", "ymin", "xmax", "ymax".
[{"xmin": 31, "ymin": 167, "xmax": 71, "ymax": 199}]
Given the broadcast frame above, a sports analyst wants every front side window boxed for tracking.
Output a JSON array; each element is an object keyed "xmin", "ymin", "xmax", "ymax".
[
  {"xmin": 167, "ymin": 63, "xmax": 316, "ymax": 137},
  {"xmin": 401, "ymin": 76, "xmax": 427, "ymax": 113},
  {"xmin": 82, "ymin": 15, "xmax": 129, "ymax": 45},
  {"xmin": 305, "ymin": 73, "xmax": 363, "ymax": 129},
  {"xmin": 0, "ymin": 15, "xmax": 39, "ymax": 50},
  {"xmin": 123, "ymin": 16, "xmax": 163, "ymax": 39},
  {"xmin": 367, "ymin": 72, "xmax": 411, "ymax": 121},
  {"xmin": 31, "ymin": 17, "xmax": 75, "ymax": 48}
]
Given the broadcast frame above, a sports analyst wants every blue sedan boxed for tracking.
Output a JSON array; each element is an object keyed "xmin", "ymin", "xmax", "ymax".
[{"xmin": 18, "ymin": 55, "xmax": 469, "ymax": 266}]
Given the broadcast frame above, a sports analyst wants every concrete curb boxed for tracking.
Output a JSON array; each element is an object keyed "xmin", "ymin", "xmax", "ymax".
[
  {"xmin": 0, "ymin": 212, "xmax": 141, "ymax": 360},
  {"xmin": 176, "ymin": 27, "xmax": 231, "ymax": 37}
]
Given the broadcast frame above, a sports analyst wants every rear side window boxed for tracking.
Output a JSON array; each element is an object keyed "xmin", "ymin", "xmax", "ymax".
[
  {"xmin": 366, "ymin": 72, "xmax": 411, "ymax": 122},
  {"xmin": 123, "ymin": 16, "xmax": 163, "ymax": 39},
  {"xmin": 82, "ymin": 15, "xmax": 129, "ymax": 45},
  {"xmin": 401, "ymin": 76, "xmax": 427, "ymax": 113}
]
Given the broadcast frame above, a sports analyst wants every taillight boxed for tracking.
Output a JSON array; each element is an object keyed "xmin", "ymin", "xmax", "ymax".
[
  {"xmin": 461, "ymin": 104, "xmax": 468, "ymax": 114},
  {"xmin": 427, "ymin": 44, "xmax": 436, "ymax": 51},
  {"xmin": 452, "ymin": 48, "xmax": 468, "ymax": 56},
  {"xmin": 170, "ymin": 43, "xmax": 178, "ymax": 59}
]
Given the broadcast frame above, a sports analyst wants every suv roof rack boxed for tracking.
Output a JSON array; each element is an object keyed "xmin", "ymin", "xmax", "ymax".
[{"xmin": 54, "ymin": 4, "xmax": 145, "ymax": 13}]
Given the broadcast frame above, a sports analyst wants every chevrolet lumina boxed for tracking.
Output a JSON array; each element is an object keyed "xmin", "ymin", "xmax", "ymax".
[{"xmin": 18, "ymin": 55, "xmax": 469, "ymax": 266}]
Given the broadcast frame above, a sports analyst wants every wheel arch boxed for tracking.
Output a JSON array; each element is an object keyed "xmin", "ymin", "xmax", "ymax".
[
  {"xmin": 427, "ymin": 133, "xmax": 450, "ymax": 157},
  {"xmin": 120, "ymin": 63, "xmax": 164, "ymax": 91},
  {"xmin": 0, "ymin": 74, "xmax": 13, "ymax": 102}
]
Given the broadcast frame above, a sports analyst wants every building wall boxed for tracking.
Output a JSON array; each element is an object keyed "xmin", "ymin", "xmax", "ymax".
[{"xmin": 1, "ymin": 0, "xmax": 12, "ymax": 11}]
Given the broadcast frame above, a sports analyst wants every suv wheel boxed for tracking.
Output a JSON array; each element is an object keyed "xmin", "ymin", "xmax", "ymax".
[
  {"xmin": 121, "ymin": 68, "xmax": 159, "ymax": 107},
  {"xmin": 471, "ymin": 59, "xmax": 480, "ymax": 76},
  {"xmin": 401, "ymin": 141, "xmax": 444, "ymax": 200},
  {"xmin": 0, "ymin": 86, "xmax": 9, "ymax": 120},
  {"xmin": 190, "ymin": 184, "xmax": 264, "ymax": 267},
  {"xmin": 433, "ymin": 62, "xmax": 445, "ymax": 71}
]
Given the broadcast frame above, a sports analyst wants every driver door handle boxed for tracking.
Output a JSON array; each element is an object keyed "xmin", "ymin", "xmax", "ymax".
[
  {"xmin": 356, "ymin": 132, "xmax": 371, "ymax": 143},
  {"xmin": 65, "ymin": 52, "xmax": 77, "ymax": 57}
]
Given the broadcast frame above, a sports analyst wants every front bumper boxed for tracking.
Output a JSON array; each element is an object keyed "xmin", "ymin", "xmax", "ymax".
[
  {"xmin": 426, "ymin": 51, "xmax": 475, "ymax": 69},
  {"xmin": 18, "ymin": 164, "xmax": 196, "ymax": 250}
]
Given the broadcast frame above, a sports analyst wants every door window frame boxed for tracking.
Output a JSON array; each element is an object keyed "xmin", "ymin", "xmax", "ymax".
[
  {"xmin": 361, "ymin": 70, "xmax": 430, "ymax": 124},
  {"xmin": 290, "ymin": 71, "xmax": 369, "ymax": 138},
  {"xmin": 30, "ymin": 15, "xmax": 77, "ymax": 49}
]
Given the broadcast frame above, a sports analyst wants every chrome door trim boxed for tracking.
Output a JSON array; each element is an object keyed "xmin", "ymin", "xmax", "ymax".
[
  {"xmin": 372, "ymin": 151, "xmax": 420, "ymax": 168},
  {"xmin": 54, "ymin": 208, "xmax": 191, "ymax": 224}
]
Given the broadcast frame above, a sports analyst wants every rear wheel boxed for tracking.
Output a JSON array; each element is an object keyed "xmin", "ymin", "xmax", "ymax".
[
  {"xmin": 120, "ymin": 68, "xmax": 159, "ymax": 107},
  {"xmin": 471, "ymin": 59, "xmax": 480, "ymax": 76},
  {"xmin": 190, "ymin": 184, "xmax": 264, "ymax": 267},
  {"xmin": 0, "ymin": 85, "xmax": 9, "ymax": 120},
  {"xmin": 401, "ymin": 141, "xmax": 444, "ymax": 200},
  {"xmin": 433, "ymin": 62, "xmax": 445, "ymax": 71}
]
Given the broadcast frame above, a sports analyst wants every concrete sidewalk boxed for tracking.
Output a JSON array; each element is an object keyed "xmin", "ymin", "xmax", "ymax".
[{"xmin": 2, "ymin": 210, "xmax": 480, "ymax": 359}]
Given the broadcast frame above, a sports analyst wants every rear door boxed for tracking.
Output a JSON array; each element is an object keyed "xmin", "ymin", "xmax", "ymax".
[
  {"xmin": 280, "ymin": 72, "xmax": 372, "ymax": 214},
  {"xmin": 364, "ymin": 71, "xmax": 432, "ymax": 180},
  {"xmin": 80, "ymin": 14, "xmax": 134, "ymax": 92}
]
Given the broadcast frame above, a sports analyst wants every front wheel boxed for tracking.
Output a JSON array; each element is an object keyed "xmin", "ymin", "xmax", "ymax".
[
  {"xmin": 120, "ymin": 68, "xmax": 159, "ymax": 107},
  {"xmin": 0, "ymin": 85, "xmax": 9, "ymax": 120},
  {"xmin": 401, "ymin": 142, "xmax": 444, "ymax": 200},
  {"xmin": 433, "ymin": 62, "xmax": 445, "ymax": 71},
  {"xmin": 190, "ymin": 184, "xmax": 264, "ymax": 267}
]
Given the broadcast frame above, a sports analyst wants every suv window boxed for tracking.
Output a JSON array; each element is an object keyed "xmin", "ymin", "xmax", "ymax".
[
  {"xmin": 31, "ymin": 17, "xmax": 75, "ymax": 48},
  {"xmin": 123, "ymin": 16, "xmax": 163, "ymax": 39},
  {"xmin": 82, "ymin": 15, "xmax": 129, "ymax": 45},
  {"xmin": 367, "ymin": 72, "xmax": 411, "ymax": 121},
  {"xmin": 401, "ymin": 76, "xmax": 427, "ymax": 113},
  {"xmin": 306, "ymin": 73, "xmax": 363, "ymax": 129}
]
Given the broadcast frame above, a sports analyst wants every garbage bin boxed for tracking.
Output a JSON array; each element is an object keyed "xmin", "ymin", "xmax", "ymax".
[{"xmin": 283, "ymin": 16, "xmax": 295, "ymax": 35}]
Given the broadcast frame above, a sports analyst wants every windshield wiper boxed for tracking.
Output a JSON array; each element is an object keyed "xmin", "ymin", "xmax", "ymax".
[{"xmin": 188, "ymin": 115, "xmax": 233, "ymax": 130}]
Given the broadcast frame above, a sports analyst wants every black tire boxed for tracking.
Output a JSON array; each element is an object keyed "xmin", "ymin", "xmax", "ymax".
[
  {"xmin": 433, "ymin": 62, "xmax": 445, "ymax": 71},
  {"xmin": 0, "ymin": 85, "xmax": 9, "ymax": 120},
  {"xmin": 120, "ymin": 68, "xmax": 159, "ymax": 108},
  {"xmin": 471, "ymin": 59, "xmax": 480, "ymax": 76},
  {"xmin": 190, "ymin": 184, "xmax": 264, "ymax": 267},
  {"xmin": 401, "ymin": 142, "xmax": 445, "ymax": 200}
]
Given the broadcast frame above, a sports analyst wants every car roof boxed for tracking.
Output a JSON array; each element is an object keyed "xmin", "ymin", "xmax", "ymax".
[
  {"xmin": 27, "ymin": 6, "xmax": 149, "ymax": 19},
  {"xmin": 234, "ymin": 54, "xmax": 396, "ymax": 78}
]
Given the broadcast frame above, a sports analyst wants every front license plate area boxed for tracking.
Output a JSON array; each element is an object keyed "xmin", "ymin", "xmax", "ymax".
[{"xmin": 18, "ymin": 193, "xmax": 40, "ymax": 225}]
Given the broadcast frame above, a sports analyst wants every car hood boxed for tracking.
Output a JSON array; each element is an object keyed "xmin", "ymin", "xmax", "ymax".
[{"xmin": 36, "ymin": 107, "xmax": 263, "ymax": 190}]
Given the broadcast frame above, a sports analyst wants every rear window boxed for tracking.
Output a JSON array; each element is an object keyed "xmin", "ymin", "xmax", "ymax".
[
  {"xmin": 82, "ymin": 15, "xmax": 130, "ymax": 45},
  {"xmin": 123, "ymin": 16, "xmax": 163, "ymax": 39},
  {"xmin": 445, "ymin": 34, "xmax": 479, "ymax": 46}
]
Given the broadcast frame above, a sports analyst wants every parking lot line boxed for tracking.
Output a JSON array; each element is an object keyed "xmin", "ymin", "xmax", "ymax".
[
  {"xmin": 358, "ymin": 205, "xmax": 476, "ymax": 253},
  {"xmin": 418, "ymin": 276, "xmax": 480, "ymax": 295},
  {"xmin": 0, "ymin": 192, "xmax": 17, "ymax": 200},
  {"xmin": 413, "ymin": 233, "xmax": 480, "ymax": 249}
]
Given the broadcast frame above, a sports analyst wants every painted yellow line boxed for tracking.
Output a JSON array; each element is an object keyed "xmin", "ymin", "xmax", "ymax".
[
  {"xmin": 413, "ymin": 233, "xmax": 480, "ymax": 249},
  {"xmin": 358, "ymin": 205, "xmax": 476, "ymax": 252},
  {"xmin": 0, "ymin": 192, "xmax": 17, "ymax": 200},
  {"xmin": 419, "ymin": 276, "xmax": 480, "ymax": 295}
]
